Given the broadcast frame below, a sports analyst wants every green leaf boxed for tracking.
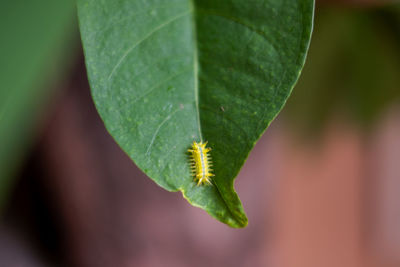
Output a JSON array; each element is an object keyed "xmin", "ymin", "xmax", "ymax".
[
  {"xmin": 78, "ymin": 0, "xmax": 314, "ymax": 227},
  {"xmin": 0, "ymin": 0, "xmax": 75, "ymax": 208}
]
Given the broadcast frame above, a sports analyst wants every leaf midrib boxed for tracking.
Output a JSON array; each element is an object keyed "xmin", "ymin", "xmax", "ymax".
[{"xmin": 190, "ymin": 1, "xmax": 244, "ymax": 226}]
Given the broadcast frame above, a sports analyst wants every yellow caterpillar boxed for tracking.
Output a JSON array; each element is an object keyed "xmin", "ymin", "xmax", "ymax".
[{"xmin": 188, "ymin": 141, "xmax": 214, "ymax": 186}]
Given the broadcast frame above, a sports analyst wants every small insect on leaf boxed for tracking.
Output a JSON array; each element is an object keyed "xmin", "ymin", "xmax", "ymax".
[{"xmin": 188, "ymin": 141, "xmax": 214, "ymax": 186}]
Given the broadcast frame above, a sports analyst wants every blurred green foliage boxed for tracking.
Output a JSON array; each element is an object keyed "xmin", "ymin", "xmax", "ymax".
[
  {"xmin": 285, "ymin": 4, "xmax": 400, "ymax": 134},
  {"xmin": 0, "ymin": 0, "xmax": 76, "ymax": 209}
]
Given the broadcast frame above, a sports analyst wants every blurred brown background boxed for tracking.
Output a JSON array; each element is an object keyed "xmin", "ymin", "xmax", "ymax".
[{"xmin": 1, "ymin": 0, "xmax": 400, "ymax": 267}]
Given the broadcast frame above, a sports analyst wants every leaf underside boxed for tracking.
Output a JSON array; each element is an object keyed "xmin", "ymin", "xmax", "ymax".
[{"xmin": 78, "ymin": 0, "xmax": 314, "ymax": 227}]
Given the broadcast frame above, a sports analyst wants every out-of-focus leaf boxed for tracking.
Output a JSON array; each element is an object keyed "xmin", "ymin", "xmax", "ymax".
[
  {"xmin": 285, "ymin": 5, "xmax": 400, "ymax": 134},
  {"xmin": 0, "ymin": 1, "xmax": 76, "ymax": 207},
  {"xmin": 78, "ymin": 0, "xmax": 314, "ymax": 227}
]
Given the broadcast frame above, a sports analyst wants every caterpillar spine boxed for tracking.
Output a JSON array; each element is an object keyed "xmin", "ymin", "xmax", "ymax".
[{"xmin": 188, "ymin": 141, "xmax": 214, "ymax": 186}]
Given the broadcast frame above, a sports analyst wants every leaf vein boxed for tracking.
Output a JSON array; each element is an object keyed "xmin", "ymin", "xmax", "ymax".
[
  {"xmin": 107, "ymin": 9, "xmax": 192, "ymax": 81},
  {"xmin": 197, "ymin": 9, "xmax": 280, "ymax": 56},
  {"xmin": 145, "ymin": 108, "xmax": 182, "ymax": 156},
  {"xmin": 132, "ymin": 67, "xmax": 192, "ymax": 104}
]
